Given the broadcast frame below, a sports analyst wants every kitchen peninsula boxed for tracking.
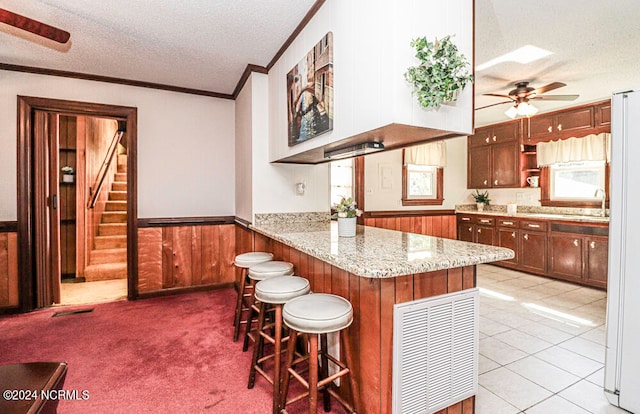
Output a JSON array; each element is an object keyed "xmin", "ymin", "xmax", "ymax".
[{"xmin": 248, "ymin": 216, "xmax": 513, "ymax": 414}]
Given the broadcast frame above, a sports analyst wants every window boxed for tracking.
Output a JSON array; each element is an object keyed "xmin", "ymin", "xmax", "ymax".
[
  {"xmin": 402, "ymin": 150, "xmax": 444, "ymax": 206},
  {"xmin": 549, "ymin": 161, "xmax": 606, "ymax": 201},
  {"xmin": 330, "ymin": 159, "xmax": 353, "ymax": 206}
]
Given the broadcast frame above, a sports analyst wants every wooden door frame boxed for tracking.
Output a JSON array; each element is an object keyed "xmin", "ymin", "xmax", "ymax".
[{"xmin": 17, "ymin": 96, "xmax": 138, "ymax": 312}]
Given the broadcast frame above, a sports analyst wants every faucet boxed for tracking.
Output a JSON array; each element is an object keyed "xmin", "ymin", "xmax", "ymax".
[{"xmin": 594, "ymin": 188, "xmax": 606, "ymax": 217}]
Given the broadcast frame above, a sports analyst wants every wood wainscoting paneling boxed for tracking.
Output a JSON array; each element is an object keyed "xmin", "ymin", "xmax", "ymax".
[
  {"xmin": 363, "ymin": 210, "xmax": 457, "ymax": 239},
  {"xmin": 253, "ymin": 231, "xmax": 475, "ymax": 414},
  {"xmin": 137, "ymin": 223, "xmax": 236, "ymax": 294},
  {"xmin": 0, "ymin": 230, "xmax": 19, "ymax": 309}
]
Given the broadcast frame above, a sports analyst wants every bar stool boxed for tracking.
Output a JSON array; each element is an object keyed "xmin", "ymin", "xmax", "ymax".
[
  {"xmin": 280, "ymin": 293, "xmax": 360, "ymax": 414},
  {"xmin": 248, "ymin": 275, "xmax": 311, "ymax": 414},
  {"xmin": 242, "ymin": 261, "xmax": 295, "ymax": 352},
  {"xmin": 232, "ymin": 252, "xmax": 273, "ymax": 341}
]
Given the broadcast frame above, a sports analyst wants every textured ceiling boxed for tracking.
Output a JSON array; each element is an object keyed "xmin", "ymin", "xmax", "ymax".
[
  {"xmin": 1, "ymin": 0, "xmax": 639, "ymax": 125},
  {"xmin": 0, "ymin": 0, "xmax": 316, "ymax": 94}
]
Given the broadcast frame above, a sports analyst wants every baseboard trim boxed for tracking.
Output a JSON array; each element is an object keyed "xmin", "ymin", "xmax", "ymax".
[{"xmin": 136, "ymin": 282, "xmax": 235, "ymax": 300}]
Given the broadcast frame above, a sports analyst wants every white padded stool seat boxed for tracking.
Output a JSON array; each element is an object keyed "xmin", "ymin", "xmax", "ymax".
[
  {"xmin": 255, "ymin": 276, "xmax": 310, "ymax": 304},
  {"xmin": 234, "ymin": 252, "xmax": 273, "ymax": 268},
  {"xmin": 248, "ymin": 261, "xmax": 294, "ymax": 281},
  {"xmin": 283, "ymin": 293, "xmax": 353, "ymax": 334}
]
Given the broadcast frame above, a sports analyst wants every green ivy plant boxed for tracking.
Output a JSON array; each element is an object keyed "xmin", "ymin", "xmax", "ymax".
[{"xmin": 404, "ymin": 35, "xmax": 474, "ymax": 110}]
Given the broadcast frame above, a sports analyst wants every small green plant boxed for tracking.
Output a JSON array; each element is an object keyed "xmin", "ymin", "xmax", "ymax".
[
  {"xmin": 404, "ymin": 35, "xmax": 474, "ymax": 110},
  {"xmin": 473, "ymin": 189, "xmax": 490, "ymax": 205},
  {"xmin": 331, "ymin": 196, "xmax": 363, "ymax": 219}
]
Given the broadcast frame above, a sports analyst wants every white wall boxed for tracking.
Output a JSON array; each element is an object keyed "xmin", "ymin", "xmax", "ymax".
[
  {"xmin": 0, "ymin": 70, "xmax": 235, "ymax": 220},
  {"xmin": 364, "ymin": 136, "xmax": 543, "ymax": 211},
  {"xmin": 364, "ymin": 136, "xmax": 469, "ymax": 210},
  {"xmin": 235, "ymin": 76, "xmax": 253, "ymax": 222},
  {"xmin": 268, "ymin": 0, "xmax": 474, "ymax": 162},
  {"xmin": 250, "ymin": 73, "xmax": 329, "ymax": 218}
]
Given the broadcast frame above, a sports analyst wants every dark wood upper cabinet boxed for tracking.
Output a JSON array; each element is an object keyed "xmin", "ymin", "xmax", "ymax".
[
  {"xmin": 596, "ymin": 101, "xmax": 611, "ymax": 127},
  {"xmin": 468, "ymin": 120, "xmax": 521, "ymax": 189},
  {"xmin": 524, "ymin": 101, "xmax": 609, "ymax": 144},
  {"xmin": 468, "ymin": 145, "xmax": 491, "ymax": 188}
]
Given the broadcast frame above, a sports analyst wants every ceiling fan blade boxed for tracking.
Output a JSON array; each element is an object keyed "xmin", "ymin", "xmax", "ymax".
[
  {"xmin": 534, "ymin": 82, "xmax": 566, "ymax": 95},
  {"xmin": 483, "ymin": 93, "xmax": 514, "ymax": 99},
  {"xmin": 531, "ymin": 94, "xmax": 579, "ymax": 101},
  {"xmin": 475, "ymin": 100, "xmax": 513, "ymax": 110},
  {"xmin": 0, "ymin": 8, "xmax": 70, "ymax": 44}
]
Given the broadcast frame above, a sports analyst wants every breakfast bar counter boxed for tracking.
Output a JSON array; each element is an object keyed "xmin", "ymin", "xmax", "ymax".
[{"xmin": 247, "ymin": 219, "xmax": 513, "ymax": 414}]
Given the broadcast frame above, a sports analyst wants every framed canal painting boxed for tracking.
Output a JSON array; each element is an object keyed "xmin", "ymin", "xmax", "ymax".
[{"xmin": 287, "ymin": 32, "xmax": 334, "ymax": 147}]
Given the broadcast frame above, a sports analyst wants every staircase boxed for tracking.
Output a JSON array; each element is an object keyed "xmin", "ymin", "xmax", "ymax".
[{"xmin": 84, "ymin": 154, "xmax": 127, "ymax": 281}]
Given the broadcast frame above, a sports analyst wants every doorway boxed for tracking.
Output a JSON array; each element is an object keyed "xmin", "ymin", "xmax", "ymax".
[{"xmin": 17, "ymin": 96, "xmax": 138, "ymax": 312}]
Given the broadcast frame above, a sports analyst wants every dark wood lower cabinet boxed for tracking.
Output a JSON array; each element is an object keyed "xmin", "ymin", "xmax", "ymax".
[
  {"xmin": 457, "ymin": 214, "xmax": 608, "ymax": 289},
  {"xmin": 585, "ymin": 236, "xmax": 608, "ymax": 288},
  {"xmin": 519, "ymin": 231, "xmax": 547, "ymax": 275}
]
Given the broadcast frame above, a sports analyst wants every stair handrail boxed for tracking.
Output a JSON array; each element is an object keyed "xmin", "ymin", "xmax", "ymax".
[{"xmin": 88, "ymin": 129, "xmax": 125, "ymax": 209}]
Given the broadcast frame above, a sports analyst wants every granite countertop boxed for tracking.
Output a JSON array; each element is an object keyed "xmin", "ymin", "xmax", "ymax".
[
  {"xmin": 455, "ymin": 209, "xmax": 610, "ymax": 224},
  {"xmin": 250, "ymin": 221, "xmax": 514, "ymax": 279}
]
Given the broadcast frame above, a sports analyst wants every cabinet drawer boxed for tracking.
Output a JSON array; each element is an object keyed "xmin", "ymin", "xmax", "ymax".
[
  {"xmin": 497, "ymin": 218, "xmax": 519, "ymax": 228},
  {"xmin": 457, "ymin": 215, "xmax": 475, "ymax": 223},
  {"xmin": 476, "ymin": 217, "xmax": 495, "ymax": 226},
  {"xmin": 521, "ymin": 220, "xmax": 547, "ymax": 231}
]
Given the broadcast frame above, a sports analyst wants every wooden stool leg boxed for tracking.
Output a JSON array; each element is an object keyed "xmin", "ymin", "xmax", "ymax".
[
  {"xmin": 320, "ymin": 333, "xmax": 331, "ymax": 412},
  {"xmin": 309, "ymin": 334, "xmax": 319, "ymax": 414},
  {"xmin": 280, "ymin": 329, "xmax": 298, "ymax": 410},
  {"xmin": 247, "ymin": 301, "xmax": 267, "ymax": 389},
  {"xmin": 242, "ymin": 279, "xmax": 257, "ymax": 351},
  {"xmin": 273, "ymin": 305, "xmax": 283, "ymax": 414},
  {"xmin": 341, "ymin": 330, "xmax": 360, "ymax": 414},
  {"xmin": 233, "ymin": 268, "xmax": 247, "ymax": 340}
]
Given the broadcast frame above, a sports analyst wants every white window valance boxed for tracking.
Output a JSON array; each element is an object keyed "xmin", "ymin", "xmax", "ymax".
[
  {"xmin": 404, "ymin": 141, "xmax": 447, "ymax": 167},
  {"xmin": 536, "ymin": 133, "xmax": 611, "ymax": 167}
]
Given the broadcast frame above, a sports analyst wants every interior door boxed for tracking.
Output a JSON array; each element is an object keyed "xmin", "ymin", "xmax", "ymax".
[{"xmin": 33, "ymin": 111, "xmax": 61, "ymax": 307}]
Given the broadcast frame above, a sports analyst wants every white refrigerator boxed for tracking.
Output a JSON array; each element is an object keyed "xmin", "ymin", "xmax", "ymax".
[{"xmin": 604, "ymin": 88, "xmax": 640, "ymax": 412}]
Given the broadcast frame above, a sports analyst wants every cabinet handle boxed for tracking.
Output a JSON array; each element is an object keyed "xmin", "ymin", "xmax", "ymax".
[
  {"xmin": 548, "ymin": 126, "xmax": 553, "ymax": 133},
  {"xmin": 480, "ymin": 219, "xmax": 491, "ymax": 223},
  {"xmin": 483, "ymin": 180, "xmax": 488, "ymax": 185},
  {"xmin": 494, "ymin": 179, "xmax": 499, "ymax": 185},
  {"xmin": 485, "ymin": 137, "xmax": 490, "ymax": 143},
  {"xmin": 590, "ymin": 241, "xmax": 596, "ymax": 249},
  {"xmin": 557, "ymin": 124, "xmax": 562, "ymax": 131},
  {"xmin": 468, "ymin": 227, "xmax": 473, "ymax": 232},
  {"xmin": 511, "ymin": 232, "xmax": 516, "ymax": 238},
  {"xmin": 493, "ymin": 135, "xmax": 497, "ymax": 142},
  {"xmin": 573, "ymin": 239, "xmax": 579, "ymax": 247},
  {"xmin": 461, "ymin": 217, "xmax": 471, "ymax": 221},
  {"xmin": 503, "ymin": 221, "xmax": 513, "ymax": 225},
  {"xmin": 524, "ymin": 234, "xmax": 529, "ymax": 240},
  {"xmin": 527, "ymin": 224, "xmax": 541, "ymax": 228}
]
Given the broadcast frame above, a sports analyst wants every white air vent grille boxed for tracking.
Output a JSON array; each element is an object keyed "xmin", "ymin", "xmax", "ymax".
[{"xmin": 392, "ymin": 288, "xmax": 479, "ymax": 414}]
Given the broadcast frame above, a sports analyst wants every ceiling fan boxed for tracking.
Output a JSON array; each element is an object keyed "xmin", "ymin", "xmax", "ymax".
[
  {"xmin": 477, "ymin": 81, "xmax": 579, "ymax": 118},
  {"xmin": 0, "ymin": 8, "xmax": 70, "ymax": 44}
]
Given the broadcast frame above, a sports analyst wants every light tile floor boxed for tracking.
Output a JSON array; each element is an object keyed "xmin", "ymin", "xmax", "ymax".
[{"xmin": 476, "ymin": 264, "xmax": 630, "ymax": 414}]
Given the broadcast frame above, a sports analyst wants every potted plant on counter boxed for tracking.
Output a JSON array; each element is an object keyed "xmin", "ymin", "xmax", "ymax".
[
  {"xmin": 332, "ymin": 196, "xmax": 362, "ymax": 237},
  {"xmin": 473, "ymin": 189, "xmax": 490, "ymax": 212}
]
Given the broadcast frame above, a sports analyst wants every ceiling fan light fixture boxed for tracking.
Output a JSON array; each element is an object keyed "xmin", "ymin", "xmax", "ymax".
[{"xmin": 504, "ymin": 101, "xmax": 538, "ymax": 119}]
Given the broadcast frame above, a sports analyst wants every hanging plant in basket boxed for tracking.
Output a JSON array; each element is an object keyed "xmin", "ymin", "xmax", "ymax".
[{"xmin": 404, "ymin": 35, "xmax": 474, "ymax": 110}]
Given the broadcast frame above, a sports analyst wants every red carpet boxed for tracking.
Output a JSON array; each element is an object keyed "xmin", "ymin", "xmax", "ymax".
[{"xmin": 0, "ymin": 289, "xmax": 348, "ymax": 413}]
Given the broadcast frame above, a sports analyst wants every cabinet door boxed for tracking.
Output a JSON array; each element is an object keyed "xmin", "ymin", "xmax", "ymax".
[
  {"xmin": 528, "ymin": 114, "xmax": 555, "ymax": 142},
  {"xmin": 468, "ymin": 145, "xmax": 491, "ymax": 189},
  {"xmin": 549, "ymin": 234, "xmax": 583, "ymax": 282},
  {"xmin": 492, "ymin": 121, "xmax": 520, "ymax": 143},
  {"xmin": 476, "ymin": 225, "xmax": 495, "ymax": 246},
  {"xmin": 555, "ymin": 107, "xmax": 594, "ymax": 136},
  {"xmin": 491, "ymin": 142, "xmax": 519, "ymax": 188},
  {"xmin": 596, "ymin": 102, "xmax": 611, "ymax": 127},
  {"xmin": 469, "ymin": 128, "xmax": 492, "ymax": 148},
  {"xmin": 519, "ymin": 231, "xmax": 547, "ymax": 274},
  {"xmin": 457, "ymin": 223, "xmax": 474, "ymax": 242},
  {"xmin": 585, "ymin": 236, "xmax": 608, "ymax": 288},
  {"xmin": 497, "ymin": 228, "xmax": 518, "ymax": 265}
]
